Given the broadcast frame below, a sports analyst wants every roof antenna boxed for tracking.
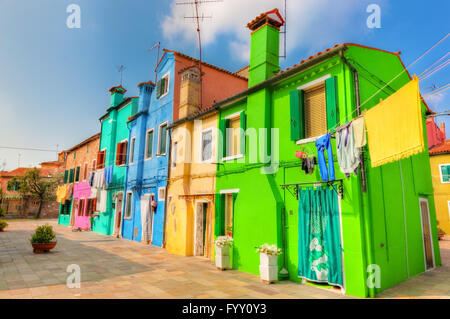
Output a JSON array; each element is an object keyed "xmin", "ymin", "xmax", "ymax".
[
  {"xmin": 117, "ymin": 65, "xmax": 126, "ymax": 86},
  {"xmin": 280, "ymin": 0, "xmax": 287, "ymax": 60},
  {"xmin": 149, "ymin": 41, "xmax": 161, "ymax": 84},
  {"xmin": 176, "ymin": 0, "xmax": 223, "ymax": 109}
]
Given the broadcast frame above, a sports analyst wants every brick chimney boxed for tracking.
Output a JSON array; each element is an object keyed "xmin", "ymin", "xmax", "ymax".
[
  {"xmin": 247, "ymin": 9, "xmax": 285, "ymax": 87},
  {"xmin": 440, "ymin": 122, "xmax": 446, "ymax": 137},
  {"xmin": 109, "ymin": 85, "xmax": 127, "ymax": 107},
  {"xmin": 178, "ymin": 66, "xmax": 201, "ymax": 119}
]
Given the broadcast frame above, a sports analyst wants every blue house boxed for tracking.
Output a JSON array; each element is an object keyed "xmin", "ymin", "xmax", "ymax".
[{"xmin": 121, "ymin": 51, "xmax": 175, "ymax": 246}]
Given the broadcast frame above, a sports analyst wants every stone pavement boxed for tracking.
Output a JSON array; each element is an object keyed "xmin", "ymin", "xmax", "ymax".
[{"xmin": 0, "ymin": 219, "xmax": 448, "ymax": 299}]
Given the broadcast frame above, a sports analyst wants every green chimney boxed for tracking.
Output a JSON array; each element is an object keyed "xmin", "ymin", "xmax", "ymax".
[
  {"xmin": 109, "ymin": 85, "xmax": 127, "ymax": 107},
  {"xmin": 247, "ymin": 9, "xmax": 284, "ymax": 87}
]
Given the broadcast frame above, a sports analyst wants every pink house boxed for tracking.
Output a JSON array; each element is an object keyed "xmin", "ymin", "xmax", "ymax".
[{"xmin": 73, "ymin": 182, "xmax": 95, "ymax": 230}]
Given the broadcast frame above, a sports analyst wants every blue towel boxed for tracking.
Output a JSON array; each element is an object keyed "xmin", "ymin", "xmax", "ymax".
[
  {"xmin": 104, "ymin": 165, "xmax": 114, "ymax": 186},
  {"xmin": 315, "ymin": 133, "xmax": 335, "ymax": 181}
]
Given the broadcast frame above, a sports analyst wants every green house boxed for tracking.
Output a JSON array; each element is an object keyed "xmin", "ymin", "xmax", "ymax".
[{"xmin": 213, "ymin": 9, "xmax": 441, "ymax": 297}]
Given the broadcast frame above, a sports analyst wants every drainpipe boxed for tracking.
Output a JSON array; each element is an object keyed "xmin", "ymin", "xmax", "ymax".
[{"xmin": 340, "ymin": 50, "xmax": 376, "ymax": 298}]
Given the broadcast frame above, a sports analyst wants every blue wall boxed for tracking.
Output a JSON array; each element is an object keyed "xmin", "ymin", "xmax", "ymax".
[{"xmin": 122, "ymin": 52, "xmax": 175, "ymax": 246}]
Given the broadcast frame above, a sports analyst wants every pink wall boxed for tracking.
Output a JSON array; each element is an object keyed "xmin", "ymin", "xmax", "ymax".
[
  {"xmin": 73, "ymin": 182, "xmax": 92, "ymax": 230},
  {"xmin": 427, "ymin": 118, "xmax": 445, "ymax": 149}
]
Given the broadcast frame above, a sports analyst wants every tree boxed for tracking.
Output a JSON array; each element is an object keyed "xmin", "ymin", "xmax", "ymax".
[{"xmin": 8, "ymin": 168, "xmax": 62, "ymax": 219}]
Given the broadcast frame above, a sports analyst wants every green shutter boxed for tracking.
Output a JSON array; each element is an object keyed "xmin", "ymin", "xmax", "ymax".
[
  {"xmin": 325, "ymin": 76, "xmax": 339, "ymax": 130},
  {"xmin": 160, "ymin": 125, "xmax": 167, "ymax": 154},
  {"xmin": 218, "ymin": 119, "xmax": 229, "ymax": 160},
  {"xmin": 75, "ymin": 167, "xmax": 80, "ymax": 182},
  {"xmin": 289, "ymin": 89, "xmax": 305, "ymax": 140},
  {"xmin": 156, "ymin": 80, "xmax": 162, "ymax": 99},
  {"xmin": 63, "ymin": 170, "xmax": 68, "ymax": 184},
  {"xmin": 240, "ymin": 112, "xmax": 246, "ymax": 155},
  {"xmin": 69, "ymin": 168, "xmax": 74, "ymax": 183},
  {"xmin": 214, "ymin": 194, "xmax": 225, "ymax": 236}
]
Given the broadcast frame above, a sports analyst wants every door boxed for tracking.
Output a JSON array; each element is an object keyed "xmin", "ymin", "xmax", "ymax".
[
  {"xmin": 194, "ymin": 202, "xmax": 211, "ymax": 257},
  {"xmin": 69, "ymin": 199, "xmax": 77, "ymax": 226},
  {"xmin": 141, "ymin": 194, "xmax": 154, "ymax": 244},
  {"xmin": 419, "ymin": 198, "xmax": 434, "ymax": 270},
  {"xmin": 114, "ymin": 193, "xmax": 123, "ymax": 237}
]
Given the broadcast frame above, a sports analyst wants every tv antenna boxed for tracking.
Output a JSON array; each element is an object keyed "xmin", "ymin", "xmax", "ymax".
[
  {"xmin": 280, "ymin": 0, "xmax": 287, "ymax": 59},
  {"xmin": 176, "ymin": 0, "xmax": 223, "ymax": 109},
  {"xmin": 117, "ymin": 65, "xmax": 126, "ymax": 86},
  {"xmin": 149, "ymin": 41, "xmax": 161, "ymax": 84}
]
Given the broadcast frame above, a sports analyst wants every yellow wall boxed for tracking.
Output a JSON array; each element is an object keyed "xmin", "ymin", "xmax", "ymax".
[
  {"xmin": 166, "ymin": 112, "xmax": 217, "ymax": 259},
  {"xmin": 430, "ymin": 153, "xmax": 450, "ymax": 234}
]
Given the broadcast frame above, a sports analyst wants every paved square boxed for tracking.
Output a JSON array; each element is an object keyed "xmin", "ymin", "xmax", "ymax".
[{"xmin": 0, "ymin": 219, "xmax": 448, "ymax": 299}]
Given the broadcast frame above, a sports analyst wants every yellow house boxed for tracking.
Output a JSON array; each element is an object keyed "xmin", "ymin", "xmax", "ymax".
[
  {"xmin": 165, "ymin": 64, "xmax": 247, "ymax": 259},
  {"xmin": 429, "ymin": 139, "xmax": 450, "ymax": 234}
]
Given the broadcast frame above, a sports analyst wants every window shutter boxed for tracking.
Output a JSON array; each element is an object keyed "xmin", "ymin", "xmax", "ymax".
[
  {"xmin": 240, "ymin": 112, "xmax": 246, "ymax": 155},
  {"xmin": 289, "ymin": 90, "xmax": 305, "ymax": 140},
  {"xmin": 214, "ymin": 194, "xmax": 225, "ymax": 236},
  {"xmin": 115, "ymin": 143, "xmax": 122, "ymax": 165},
  {"xmin": 69, "ymin": 168, "xmax": 74, "ymax": 183},
  {"xmin": 325, "ymin": 76, "xmax": 339, "ymax": 131},
  {"xmin": 122, "ymin": 141, "xmax": 128, "ymax": 164},
  {"xmin": 63, "ymin": 170, "xmax": 68, "ymax": 183},
  {"xmin": 75, "ymin": 167, "xmax": 80, "ymax": 182},
  {"xmin": 156, "ymin": 80, "xmax": 162, "ymax": 99}
]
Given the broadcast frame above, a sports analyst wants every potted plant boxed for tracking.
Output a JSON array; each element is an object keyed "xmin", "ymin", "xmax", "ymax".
[
  {"xmin": 30, "ymin": 224, "xmax": 57, "ymax": 254},
  {"xmin": 0, "ymin": 220, "xmax": 8, "ymax": 232},
  {"xmin": 214, "ymin": 235, "xmax": 233, "ymax": 271},
  {"xmin": 438, "ymin": 227, "xmax": 446, "ymax": 240},
  {"xmin": 257, "ymin": 243, "xmax": 282, "ymax": 284}
]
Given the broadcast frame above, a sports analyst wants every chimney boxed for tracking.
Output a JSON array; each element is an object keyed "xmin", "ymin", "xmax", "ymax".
[
  {"xmin": 137, "ymin": 81, "xmax": 155, "ymax": 112},
  {"xmin": 247, "ymin": 9, "xmax": 285, "ymax": 87},
  {"xmin": 178, "ymin": 66, "xmax": 201, "ymax": 119},
  {"xmin": 440, "ymin": 122, "xmax": 446, "ymax": 137},
  {"xmin": 109, "ymin": 85, "xmax": 127, "ymax": 107}
]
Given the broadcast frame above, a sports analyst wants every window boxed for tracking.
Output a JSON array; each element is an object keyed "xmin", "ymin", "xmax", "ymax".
[
  {"xmin": 68, "ymin": 168, "xmax": 74, "ymax": 183},
  {"xmin": 172, "ymin": 142, "xmax": 178, "ymax": 168},
  {"xmin": 125, "ymin": 192, "xmax": 133, "ymax": 219},
  {"xmin": 92, "ymin": 159, "xmax": 97, "ymax": 171},
  {"xmin": 85, "ymin": 198, "xmax": 95, "ymax": 217},
  {"xmin": 289, "ymin": 76, "xmax": 338, "ymax": 141},
  {"xmin": 158, "ymin": 123, "xmax": 168, "ymax": 155},
  {"xmin": 129, "ymin": 137, "xmax": 136, "ymax": 164},
  {"xmin": 201, "ymin": 129, "xmax": 213, "ymax": 162},
  {"xmin": 78, "ymin": 199, "xmax": 84, "ymax": 216},
  {"xmin": 63, "ymin": 170, "xmax": 68, "ymax": 184},
  {"xmin": 115, "ymin": 141, "xmax": 128, "ymax": 166},
  {"xmin": 156, "ymin": 73, "xmax": 169, "ymax": 99},
  {"xmin": 225, "ymin": 194, "xmax": 234, "ymax": 236},
  {"xmin": 61, "ymin": 201, "xmax": 71, "ymax": 215},
  {"xmin": 220, "ymin": 112, "xmax": 246, "ymax": 160},
  {"xmin": 96, "ymin": 150, "xmax": 106, "ymax": 169},
  {"xmin": 440, "ymin": 164, "xmax": 450, "ymax": 183},
  {"xmin": 83, "ymin": 162, "xmax": 88, "ymax": 181},
  {"xmin": 158, "ymin": 187, "xmax": 166, "ymax": 201},
  {"xmin": 145, "ymin": 129, "xmax": 154, "ymax": 159},
  {"xmin": 75, "ymin": 166, "xmax": 80, "ymax": 182}
]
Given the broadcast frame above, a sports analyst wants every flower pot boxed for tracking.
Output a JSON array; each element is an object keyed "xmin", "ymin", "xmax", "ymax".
[
  {"xmin": 215, "ymin": 245, "xmax": 230, "ymax": 270},
  {"xmin": 259, "ymin": 253, "xmax": 278, "ymax": 284},
  {"xmin": 31, "ymin": 242, "xmax": 57, "ymax": 254}
]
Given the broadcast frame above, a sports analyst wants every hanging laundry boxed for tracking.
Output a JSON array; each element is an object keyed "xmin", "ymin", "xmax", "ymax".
[
  {"xmin": 67, "ymin": 183, "xmax": 74, "ymax": 200},
  {"xmin": 365, "ymin": 76, "xmax": 424, "ymax": 167},
  {"xmin": 352, "ymin": 116, "xmax": 367, "ymax": 148},
  {"xmin": 301, "ymin": 157, "xmax": 316, "ymax": 175},
  {"xmin": 96, "ymin": 189, "xmax": 107, "ymax": 212},
  {"xmin": 336, "ymin": 122, "xmax": 360, "ymax": 177},
  {"xmin": 315, "ymin": 133, "xmax": 335, "ymax": 181},
  {"xmin": 92, "ymin": 169, "xmax": 105, "ymax": 188},
  {"xmin": 88, "ymin": 171, "xmax": 94, "ymax": 187},
  {"xmin": 56, "ymin": 185, "xmax": 67, "ymax": 203},
  {"xmin": 104, "ymin": 165, "xmax": 114, "ymax": 186}
]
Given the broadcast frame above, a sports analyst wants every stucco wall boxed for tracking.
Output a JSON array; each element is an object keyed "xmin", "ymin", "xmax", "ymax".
[{"xmin": 430, "ymin": 153, "xmax": 450, "ymax": 234}]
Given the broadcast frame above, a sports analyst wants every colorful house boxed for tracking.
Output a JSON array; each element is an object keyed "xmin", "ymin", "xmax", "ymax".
[
  {"xmin": 91, "ymin": 86, "xmax": 139, "ymax": 236},
  {"xmin": 121, "ymin": 50, "xmax": 247, "ymax": 248},
  {"xmin": 212, "ymin": 9, "xmax": 441, "ymax": 298},
  {"xmin": 429, "ymin": 139, "xmax": 450, "ymax": 234},
  {"xmin": 57, "ymin": 133, "xmax": 100, "ymax": 227},
  {"xmin": 165, "ymin": 64, "xmax": 247, "ymax": 258}
]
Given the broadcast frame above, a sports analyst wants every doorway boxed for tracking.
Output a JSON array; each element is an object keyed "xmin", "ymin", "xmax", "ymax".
[
  {"xmin": 194, "ymin": 201, "xmax": 212, "ymax": 257},
  {"xmin": 113, "ymin": 192, "xmax": 123, "ymax": 238},
  {"xmin": 141, "ymin": 193, "xmax": 155, "ymax": 244},
  {"xmin": 419, "ymin": 198, "xmax": 435, "ymax": 270}
]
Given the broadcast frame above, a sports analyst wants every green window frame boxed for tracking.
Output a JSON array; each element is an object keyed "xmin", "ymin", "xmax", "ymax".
[
  {"xmin": 158, "ymin": 123, "xmax": 168, "ymax": 155},
  {"xmin": 69, "ymin": 168, "xmax": 74, "ymax": 183},
  {"xmin": 75, "ymin": 166, "xmax": 80, "ymax": 182},
  {"xmin": 63, "ymin": 170, "xmax": 68, "ymax": 184}
]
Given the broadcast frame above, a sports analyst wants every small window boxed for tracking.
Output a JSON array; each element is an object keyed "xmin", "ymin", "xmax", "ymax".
[
  {"xmin": 158, "ymin": 187, "xmax": 166, "ymax": 202},
  {"xmin": 145, "ymin": 129, "xmax": 154, "ymax": 159},
  {"xmin": 96, "ymin": 150, "xmax": 106, "ymax": 169},
  {"xmin": 129, "ymin": 137, "xmax": 136, "ymax": 164},
  {"xmin": 225, "ymin": 194, "xmax": 234, "ymax": 236},
  {"xmin": 227, "ymin": 116, "xmax": 241, "ymax": 157},
  {"xmin": 172, "ymin": 142, "xmax": 177, "ymax": 168},
  {"xmin": 440, "ymin": 164, "xmax": 450, "ymax": 183},
  {"xmin": 125, "ymin": 192, "xmax": 133, "ymax": 219},
  {"xmin": 115, "ymin": 141, "xmax": 128, "ymax": 166},
  {"xmin": 75, "ymin": 166, "xmax": 80, "ymax": 182},
  {"xmin": 156, "ymin": 73, "xmax": 170, "ymax": 99},
  {"xmin": 201, "ymin": 129, "xmax": 213, "ymax": 162},
  {"xmin": 304, "ymin": 84, "xmax": 327, "ymax": 138},
  {"xmin": 63, "ymin": 170, "xmax": 68, "ymax": 183},
  {"xmin": 83, "ymin": 162, "xmax": 88, "ymax": 181},
  {"xmin": 158, "ymin": 123, "xmax": 168, "ymax": 155}
]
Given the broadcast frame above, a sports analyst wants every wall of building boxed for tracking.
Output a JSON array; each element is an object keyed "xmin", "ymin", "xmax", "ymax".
[{"xmin": 430, "ymin": 153, "xmax": 450, "ymax": 234}]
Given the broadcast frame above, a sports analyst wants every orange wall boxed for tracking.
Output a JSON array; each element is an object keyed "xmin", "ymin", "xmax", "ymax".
[{"xmin": 64, "ymin": 136, "xmax": 100, "ymax": 183}]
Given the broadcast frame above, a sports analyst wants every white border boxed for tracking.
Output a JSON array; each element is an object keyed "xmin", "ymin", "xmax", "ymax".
[
  {"xmin": 438, "ymin": 163, "xmax": 450, "ymax": 183},
  {"xmin": 219, "ymin": 188, "xmax": 239, "ymax": 194},
  {"xmin": 158, "ymin": 186, "xmax": 166, "ymax": 201},
  {"xmin": 124, "ymin": 191, "xmax": 133, "ymax": 220},
  {"xmin": 157, "ymin": 121, "xmax": 169, "ymax": 156},
  {"xmin": 297, "ymin": 74, "xmax": 331, "ymax": 91},
  {"xmin": 200, "ymin": 127, "xmax": 214, "ymax": 163},
  {"xmin": 144, "ymin": 128, "xmax": 154, "ymax": 160},
  {"xmin": 158, "ymin": 72, "xmax": 170, "ymax": 99},
  {"xmin": 129, "ymin": 136, "xmax": 136, "ymax": 165},
  {"xmin": 418, "ymin": 197, "xmax": 436, "ymax": 270}
]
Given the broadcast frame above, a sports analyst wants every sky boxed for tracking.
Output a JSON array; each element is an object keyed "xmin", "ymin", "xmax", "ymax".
[{"xmin": 0, "ymin": 0, "xmax": 448, "ymax": 171}]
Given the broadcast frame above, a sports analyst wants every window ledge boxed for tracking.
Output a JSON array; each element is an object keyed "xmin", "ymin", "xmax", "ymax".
[{"xmin": 222, "ymin": 154, "xmax": 244, "ymax": 162}]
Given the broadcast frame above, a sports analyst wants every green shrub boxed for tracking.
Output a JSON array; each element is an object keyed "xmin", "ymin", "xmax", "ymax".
[
  {"xmin": 0, "ymin": 207, "xmax": 5, "ymax": 218},
  {"xmin": 0, "ymin": 220, "xmax": 8, "ymax": 231},
  {"xmin": 30, "ymin": 224, "xmax": 56, "ymax": 243}
]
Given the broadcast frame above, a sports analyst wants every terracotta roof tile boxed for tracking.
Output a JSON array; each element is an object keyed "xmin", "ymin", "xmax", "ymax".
[{"xmin": 429, "ymin": 140, "xmax": 450, "ymax": 155}]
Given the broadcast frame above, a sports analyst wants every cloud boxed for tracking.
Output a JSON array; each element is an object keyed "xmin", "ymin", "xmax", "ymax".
[{"xmin": 161, "ymin": 0, "xmax": 363, "ymax": 62}]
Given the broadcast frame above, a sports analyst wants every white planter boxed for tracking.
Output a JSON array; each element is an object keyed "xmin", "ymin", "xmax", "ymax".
[
  {"xmin": 259, "ymin": 253, "xmax": 278, "ymax": 283},
  {"xmin": 215, "ymin": 245, "xmax": 230, "ymax": 270}
]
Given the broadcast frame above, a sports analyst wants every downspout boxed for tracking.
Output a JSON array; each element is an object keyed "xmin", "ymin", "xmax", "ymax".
[
  {"xmin": 340, "ymin": 50, "xmax": 376, "ymax": 297},
  {"xmin": 162, "ymin": 127, "xmax": 172, "ymax": 248}
]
